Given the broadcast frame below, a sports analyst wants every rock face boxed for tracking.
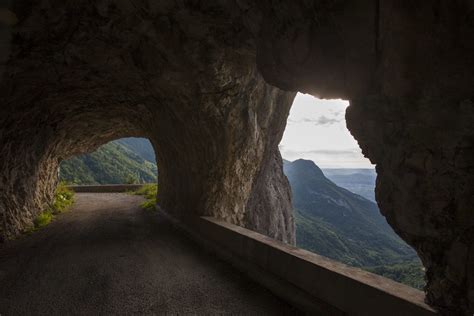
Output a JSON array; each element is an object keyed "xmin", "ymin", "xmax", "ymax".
[
  {"xmin": 347, "ymin": 96, "xmax": 474, "ymax": 314},
  {"xmin": 0, "ymin": 1, "xmax": 473, "ymax": 314},
  {"xmin": 0, "ymin": 1, "xmax": 296, "ymax": 244},
  {"xmin": 257, "ymin": 2, "xmax": 474, "ymax": 314}
]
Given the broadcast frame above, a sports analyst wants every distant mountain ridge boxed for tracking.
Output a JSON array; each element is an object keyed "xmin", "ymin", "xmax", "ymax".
[
  {"xmin": 283, "ymin": 159, "xmax": 421, "ymax": 270},
  {"xmin": 322, "ymin": 168, "xmax": 377, "ymax": 202}
]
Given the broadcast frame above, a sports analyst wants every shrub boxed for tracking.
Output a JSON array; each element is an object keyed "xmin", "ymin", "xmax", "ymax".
[
  {"xmin": 32, "ymin": 182, "xmax": 75, "ymax": 230},
  {"xmin": 52, "ymin": 182, "xmax": 75, "ymax": 214},
  {"xmin": 33, "ymin": 210, "xmax": 53, "ymax": 228},
  {"xmin": 132, "ymin": 183, "xmax": 158, "ymax": 211},
  {"xmin": 133, "ymin": 183, "xmax": 157, "ymax": 199},
  {"xmin": 125, "ymin": 173, "xmax": 139, "ymax": 184},
  {"xmin": 140, "ymin": 198, "xmax": 157, "ymax": 211}
]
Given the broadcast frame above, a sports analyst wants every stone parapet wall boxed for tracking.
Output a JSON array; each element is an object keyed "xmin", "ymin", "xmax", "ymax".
[
  {"xmin": 162, "ymin": 211, "xmax": 437, "ymax": 316},
  {"xmin": 67, "ymin": 184, "xmax": 145, "ymax": 193}
]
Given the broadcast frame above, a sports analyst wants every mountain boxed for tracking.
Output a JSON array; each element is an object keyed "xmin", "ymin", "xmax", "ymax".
[
  {"xmin": 284, "ymin": 159, "xmax": 424, "ymax": 288},
  {"xmin": 115, "ymin": 137, "xmax": 156, "ymax": 163},
  {"xmin": 60, "ymin": 139, "xmax": 157, "ymax": 185},
  {"xmin": 322, "ymin": 168, "xmax": 377, "ymax": 202}
]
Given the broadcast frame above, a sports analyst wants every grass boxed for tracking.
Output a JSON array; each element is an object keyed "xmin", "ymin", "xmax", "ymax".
[
  {"xmin": 33, "ymin": 211, "xmax": 53, "ymax": 228},
  {"xmin": 140, "ymin": 198, "xmax": 157, "ymax": 211},
  {"xmin": 32, "ymin": 182, "xmax": 75, "ymax": 230},
  {"xmin": 132, "ymin": 183, "xmax": 158, "ymax": 211}
]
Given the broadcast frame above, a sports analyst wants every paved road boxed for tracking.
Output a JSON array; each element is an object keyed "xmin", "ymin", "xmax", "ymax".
[{"xmin": 0, "ymin": 193, "xmax": 298, "ymax": 315}]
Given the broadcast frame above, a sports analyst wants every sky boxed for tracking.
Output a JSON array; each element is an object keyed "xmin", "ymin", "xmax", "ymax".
[{"xmin": 279, "ymin": 93, "xmax": 374, "ymax": 169}]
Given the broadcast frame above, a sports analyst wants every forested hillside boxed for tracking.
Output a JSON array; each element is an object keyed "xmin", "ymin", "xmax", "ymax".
[
  {"xmin": 284, "ymin": 159, "xmax": 425, "ymax": 289},
  {"xmin": 60, "ymin": 139, "xmax": 157, "ymax": 185}
]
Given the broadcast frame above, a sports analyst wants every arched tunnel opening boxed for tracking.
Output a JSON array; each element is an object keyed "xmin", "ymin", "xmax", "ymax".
[{"xmin": 59, "ymin": 137, "xmax": 158, "ymax": 186}]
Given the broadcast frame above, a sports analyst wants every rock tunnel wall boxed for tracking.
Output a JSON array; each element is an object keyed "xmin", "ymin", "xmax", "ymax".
[
  {"xmin": 0, "ymin": 0, "xmax": 295, "ymax": 244},
  {"xmin": 0, "ymin": 0, "xmax": 473, "ymax": 314},
  {"xmin": 347, "ymin": 95, "xmax": 474, "ymax": 315},
  {"xmin": 256, "ymin": 1, "xmax": 474, "ymax": 314}
]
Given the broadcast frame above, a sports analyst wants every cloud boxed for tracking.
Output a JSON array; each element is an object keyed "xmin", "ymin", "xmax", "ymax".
[
  {"xmin": 287, "ymin": 117, "xmax": 315, "ymax": 123},
  {"xmin": 287, "ymin": 115, "xmax": 342, "ymax": 125},
  {"xmin": 329, "ymin": 109, "xmax": 344, "ymax": 117},
  {"xmin": 314, "ymin": 115, "xmax": 340, "ymax": 125}
]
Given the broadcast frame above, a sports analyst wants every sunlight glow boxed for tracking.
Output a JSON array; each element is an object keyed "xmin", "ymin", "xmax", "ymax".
[{"xmin": 279, "ymin": 93, "xmax": 374, "ymax": 169}]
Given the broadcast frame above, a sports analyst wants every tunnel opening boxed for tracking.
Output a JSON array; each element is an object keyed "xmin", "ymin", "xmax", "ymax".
[
  {"xmin": 279, "ymin": 93, "xmax": 425, "ymax": 290},
  {"xmin": 59, "ymin": 137, "xmax": 158, "ymax": 186}
]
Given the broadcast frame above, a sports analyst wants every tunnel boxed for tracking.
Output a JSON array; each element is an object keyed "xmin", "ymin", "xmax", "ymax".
[{"xmin": 0, "ymin": 1, "xmax": 473, "ymax": 314}]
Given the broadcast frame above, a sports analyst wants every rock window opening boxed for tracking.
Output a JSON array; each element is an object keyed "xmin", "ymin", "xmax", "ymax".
[{"xmin": 279, "ymin": 93, "xmax": 425, "ymax": 290}]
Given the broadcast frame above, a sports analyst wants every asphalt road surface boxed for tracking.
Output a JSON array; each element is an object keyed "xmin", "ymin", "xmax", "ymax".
[{"xmin": 0, "ymin": 193, "xmax": 298, "ymax": 315}]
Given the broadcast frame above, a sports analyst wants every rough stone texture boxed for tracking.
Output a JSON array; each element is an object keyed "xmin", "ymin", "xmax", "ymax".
[
  {"xmin": 256, "ymin": 1, "xmax": 474, "ymax": 314},
  {"xmin": 0, "ymin": 0, "xmax": 295, "ymax": 244},
  {"xmin": 347, "ymin": 96, "xmax": 474, "ymax": 316},
  {"xmin": 0, "ymin": 0, "xmax": 473, "ymax": 314},
  {"xmin": 245, "ymin": 150, "xmax": 295, "ymax": 244}
]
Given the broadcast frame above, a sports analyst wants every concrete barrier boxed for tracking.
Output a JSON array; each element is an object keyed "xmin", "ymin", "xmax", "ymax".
[
  {"xmin": 67, "ymin": 184, "xmax": 145, "ymax": 193},
  {"xmin": 178, "ymin": 215, "xmax": 437, "ymax": 315}
]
